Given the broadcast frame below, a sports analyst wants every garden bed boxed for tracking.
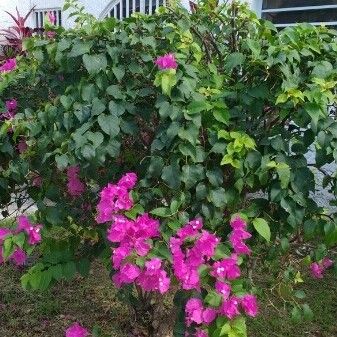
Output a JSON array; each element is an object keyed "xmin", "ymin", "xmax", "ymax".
[{"xmin": 0, "ymin": 261, "xmax": 336, "ymax": 337}]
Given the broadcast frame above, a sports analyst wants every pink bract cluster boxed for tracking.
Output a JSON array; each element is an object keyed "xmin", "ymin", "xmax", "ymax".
[
  {"xmin": 97, "ymin": 173, "xmax": 170, "ymax": 293},
  {"xmin": 310, "ymin": 257, "xmax": 334, "ymax": 279},
  {"xmin": 95, "ymin": 174, "xmax": 258, "ymax": 337},
  {"xmin": 0, "ymin": 58, "xmax": 17, "ymax": 73},
  {"xmin": 1, "ymin": 99, "xmax": 18, "ymax": 120},
  {"xmin": 0, "ymin": 215, "xmax": 43, "ymax": 266},
  {"xmin": 155, "ymin": 53, "xmax": 178, "ymax": 70},
  {"xmin": 171, "ymin": 217, "xmax": 257, "ymax": 336},
  {"xmin": 65, "ymin": 322, "xmax": 89, "ymax": 337},
  {"xmin": 66, "ymin": 165, "xmax": 85, "ymax": 197},
  {"xmin": 48, "ymin": 11, "xmax": 56, "ymax": 25},
  {"xmin": 170, "ymin": 218, "xmax": 219, "ymax": 290},
  {"xmin": 96, "ymin": 172, "xmax": 137, "ymax": 223}
]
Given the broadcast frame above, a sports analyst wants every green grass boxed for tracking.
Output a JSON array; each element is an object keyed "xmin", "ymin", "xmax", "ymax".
[
  {"xmin": 0, "ymin": 260, "xmax": 336, "ymax": 337},
  {"xmin": 1, "ymin": 219, "xmax": 336, "ymax": 336}
]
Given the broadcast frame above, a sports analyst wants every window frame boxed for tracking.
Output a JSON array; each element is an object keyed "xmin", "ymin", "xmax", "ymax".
[{"xmin": 260, "ymin": 1, "xmax": 337, "ymax": 27}]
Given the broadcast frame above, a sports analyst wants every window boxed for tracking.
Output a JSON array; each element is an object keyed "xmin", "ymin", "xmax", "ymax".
[
  {"xmin": 106, "ymin": 0, "xmax": 165, "ymax": 19},
  {"xmin": 34, "ymin": 9, "xmax": 62, "ymax": 29},
  {"xmin": 261, "ymin": 1, "xmax": 337, "ymax": 28}
]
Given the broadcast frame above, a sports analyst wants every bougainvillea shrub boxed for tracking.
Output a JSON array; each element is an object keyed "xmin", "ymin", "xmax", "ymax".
[{"xmin": 0, "ymin": 0, "xmax": 337, "ymax": 335}]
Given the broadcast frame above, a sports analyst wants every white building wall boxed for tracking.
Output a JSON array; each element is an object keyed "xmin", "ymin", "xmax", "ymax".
[{"xmin": 0, "ymin": 0, "xmax": 259, "ymax": 29}]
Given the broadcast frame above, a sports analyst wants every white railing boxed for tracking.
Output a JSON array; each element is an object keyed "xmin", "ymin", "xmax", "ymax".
[
  {"xmin": 34, "ymin": 8, "xmax": 62, "ymax": 29},
  {"xmin": 102, "ymin": 0, "xmax": 166, "ymax": 20}
]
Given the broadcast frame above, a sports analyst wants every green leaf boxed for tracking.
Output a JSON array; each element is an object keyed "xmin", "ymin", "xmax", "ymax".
[
  {"xmin": 97, "ymin": 114, "xmax": 120, "ymax": 137},
  {"xmin": 291, "ymin": 306, "xmax": 302, "ymax": 323},
  {"xmin": 106, "ymin": 85, "xmax": 124, "ymax": 99},
  {"xmin": 62, "ymin": 261, "xmax": 77, "ymax": 280},
  {"xmin": 302, "ymin": 304, "xmax": 314, "ymax": 320},
  {"xmin": 77, "ymin": 258, "xmax": 90, "ymax": 277},
  {"xmin": 55, "ymin": 154, "xmax": 69, "ymax": 170},
  {"xmin": 150, "ymin": 207, "xmax": 172, "ymax": 217},
  {"xmin": 92, "ymin": 98, "xmax": 106, "ymax": 115},
  {"xmin": 112, "ymin": 66, "xmax": 125, "ymax": 81},
  {"xmin": 253, "ymin": 218, "xmax": 271, "ymax": 242},
  {"xmin": 181, "ymin": 164, "xmax": 205, "ymax": 189},
  {"xmin": 225, "ymin": 52, "xmax": 246, "ymax": 71},
  {"xmin": 205, "ymin": 291, "xmax": 222, "ymax": 307},
  {"xmin": 214, "ymin": 108, "xmax": 229, "ymax": 124},
  {"xmin": 83, "ymin": 54, "xmax": 108, "ymax": 74},
  {"xmin": 68, "ymin": 40, "xmax": 93, "ymax": 57},
  {"xmin": 162, "ymin": 162, "xmax": 181, "ymax": 189},
  {"xmin": 3, "ymin": 237, "xmax": 14, "ymax": 259}
]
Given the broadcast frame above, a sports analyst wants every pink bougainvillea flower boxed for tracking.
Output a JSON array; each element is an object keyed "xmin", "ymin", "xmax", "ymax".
[
  {"xmin": 46, "ymin": 31, "xmax": 56, "ymax": 39},
  {"xmin": 48, "ymin": 11, "xmax": 56, "ymax": 25},
  {"xmin": 0, "ymin": 58, "xmax": 17, "ymax": 73},
  {"xmin": 118, "ymin": 172, "xmax": 137, "ymax": 189},
  {"xmin": 0, "ymin": 228, "xmax": 11, "ymax": 243},
  {"xmin": 32, "ymin": 175, "xmax": 43, "ymax": 187},
  {"xmin": 17, "ymin": 139, "xmax": 28, "ymax": 154},
  {"xmin": 211, "ymin": 255, "xmax": 241, "ymax": 280},
  {"xmin": 16, "ymin": 215, "xmax": 31, "ymax": 232},
  {"xmin": 113, "ymin": 263, "xmax": 141, "ymax": 287},
  {"xmin": 215, "ymin": 280, "xmax": 231, "ymax": 299},
  {"xmin": 112, "ymin": 244, "xmax": 131, "ymax": 269},
  {"xmin": 155, "ymin": 53, "xmax": 178, "ymax": 70},
  {"xmin": 96, "ymin": 174, "xmax": 137, "ymax": 223},
  {"xmin": 220, "ymin": 296, "xmax": 240, "ymax": 320},
  {"xmin": 6, "ymin": 99, "xmax": 17, "ymax": 111},
  {"xmin": 195, "ymin": 330, "xmax": 208, "ymax": 337},
  {"xmin": 10, "ymin": 248, "xmax": 27, "ymax": 266},
  {"xmin": 185, "ymin": 298, "xmax": 204, "ymax": 326},
  {"xmin": 310, "ymin": 262, "xmax": 324, "ymax": 279},
  {"xmin": 202, "ymin": 307, "xmax": 217, "ymax": 324},
  {"xmin": 240, "ymin": 294, "xmax": 258, "ymax": 317},
  {"xmin": 65, "ymin": 322, "xmax": 89, "ymax": 337},
  {"xmin": 66, "ymin": 165, "xmax": 85, "ymax": 197},
  {"xmin": 230, "ymin": 216, "xmax": 247, "ymax": 230},
  {"xmin": 322, "ymin": 257, "xmax": 334, "ymax": 269},
  {"xmin": 16, "ymin": 215, "xmax": 43, "ymax": 245},
  {"xmin": 137, "ymin": 258, "xmax": 171, "ymax": 294}
]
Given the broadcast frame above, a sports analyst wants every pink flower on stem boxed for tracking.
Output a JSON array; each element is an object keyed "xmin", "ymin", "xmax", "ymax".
[
  {"xmin": 66, "ymin": 165, "xmax": 85, "ymax": 197},
  {"xmin": 240, "ymin": 294, "xmax": 258, "ymax": 317},
  {"xmin": 230, "ymin": 216, "xmax": 247, "ymax": 230},
  {"xmin": 322, "ymin": 257, "xmax": 334, "ymax": 269},
  {"xmin": 137, "ymin": 258, "xmax": 171, "ymax": 294},
  {"xmin": 211, "ymin": 255, "xmax": 241, "ymax": 280},
  {"xmin": 6, "ymin": 99, "xmax": 17, "ymax": 111},
  {"xmin": 96, "ymin": 173, "xmax": 137, "ymax": 223},
  {"xmin": 10, "ymin": 248, "xmax": 27, "ymax": 266},
  {"xmin": 215, "ymin": 281, "xmax": 231, "ymax": 299},
  {"xmin": 46, "ymin": 31, "xmax": 56, "ymax": 39},
  {"xmin": 310, "ymin": 262, "xmax": 324, "ymax": 279},
  {"xmin": 48, "ymin": 11, "xmax": 56, "ymax": 25},
  {"xmin": 0, "ymin": 58, "xmax": 16, "ymax": 73},
  {"xmin": 202, "ymin": 308, "xmax": 217, "ymax": 324},
  {"xmin": 0, "ymin": 228, "xmax": 11, "ymax": 243},
  {"xmin": 65, "ymin": 323, "xmax": 89, "ymax": 337},
  {"xmin": 220, "ymin": 296, "xmax": 240, "ymax": 320},
  {"xmin": 32, "ymin": 175, "xmax": 43, "ymax": 187},
  {"xmin": 155, "ymin": 53, "xmax": 178, "ymax": 70},
  {"xmin": 195, "ymin": 330, "xmax": 208, "ymax": 337},
  {"xmin": 17, "ymin": 139, "xmax": 28, "ymax": 154},
  {"xmin": 16, "ymin": 215, "xmax": 43, "ymax": 245},
  {"xmin": 113, "ymin": 263, "xmax": 141, "ymax": 287},
  {"xmin": 185, "ymin": 298, "xmax": 204, "ymax": 326}
]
